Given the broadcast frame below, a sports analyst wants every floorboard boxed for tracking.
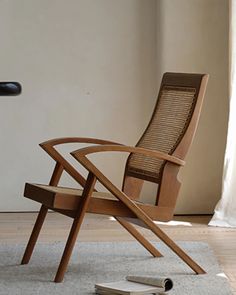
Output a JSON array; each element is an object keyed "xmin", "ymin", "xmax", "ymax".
[{"xmin": 0, "ymin": 213, "xmax": 235, "ymax": 293}]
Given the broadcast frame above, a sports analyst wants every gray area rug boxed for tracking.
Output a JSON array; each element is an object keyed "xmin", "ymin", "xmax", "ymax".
[{"xmin": 0, "ymin": 241, "xmax": 232, "ymax": 294}]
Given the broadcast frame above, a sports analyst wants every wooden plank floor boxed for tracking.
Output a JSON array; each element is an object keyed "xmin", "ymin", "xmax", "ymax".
[{"xmin": 0, "ymin": 213, "xmax": 235, "ymax": 293}]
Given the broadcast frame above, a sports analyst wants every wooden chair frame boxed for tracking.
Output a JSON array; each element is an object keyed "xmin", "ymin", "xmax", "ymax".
[{"xmin": 21, "ymin": 73, "xmax": 209, "ymax": 282}]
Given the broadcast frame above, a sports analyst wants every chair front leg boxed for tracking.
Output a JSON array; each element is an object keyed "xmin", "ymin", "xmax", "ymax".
[
  {"xmin": 54, "ymin": 172, "xmax": 97, "ymax": 283},
  {"xmin": 21, "ymin": 162, "xmax": 64, "ymax": 265},
  {"xmin": 21, "ymin": 205, "xmax": 48, "ymax": 264}
]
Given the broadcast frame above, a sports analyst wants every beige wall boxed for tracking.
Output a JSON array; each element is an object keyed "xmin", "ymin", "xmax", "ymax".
[
  {"xmin": 156, "ymin": 0, "xmax": 229, "ymax": 213},
  {"xmin": 0, "ymin": 0, "xmax": 229, "ymax": 214},
  {"xmin": 0, "ymin": 0, "xmax": 158, "ymax": 211}
]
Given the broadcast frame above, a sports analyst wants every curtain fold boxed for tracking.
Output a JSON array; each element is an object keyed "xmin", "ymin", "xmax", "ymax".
[{"xmin": 209, "ymin": 0, "xmax": 236, "ymax": 228}]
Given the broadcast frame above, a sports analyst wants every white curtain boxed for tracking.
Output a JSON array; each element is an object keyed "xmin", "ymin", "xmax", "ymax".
[{"xmin": 209, "ymin": 0, "xmax": 236, "ymax": 228}]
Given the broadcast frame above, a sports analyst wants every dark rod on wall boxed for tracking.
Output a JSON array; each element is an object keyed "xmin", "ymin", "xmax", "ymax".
[{"xmin": 0, "ymin": 82, "xmax": 22, "ymax": 96}]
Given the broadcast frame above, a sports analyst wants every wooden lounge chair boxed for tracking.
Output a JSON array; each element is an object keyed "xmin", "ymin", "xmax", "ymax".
[{"xmin": 21, "ymin": 72, "xmax": 209, "ymax": 282}]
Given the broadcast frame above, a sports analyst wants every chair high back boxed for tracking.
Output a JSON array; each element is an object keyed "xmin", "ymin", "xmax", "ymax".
[{"xmin": 123, "ymin": 73, "xmax": 208, "ymax": 213}]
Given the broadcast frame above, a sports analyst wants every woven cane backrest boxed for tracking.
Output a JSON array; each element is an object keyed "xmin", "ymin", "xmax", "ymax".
[{"xmin": 125, "ymin": 73, "xmax": 205, "ymax": 184}]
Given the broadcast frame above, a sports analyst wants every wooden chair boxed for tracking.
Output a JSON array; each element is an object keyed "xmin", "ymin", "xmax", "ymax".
[{"xmin": 21, "ymin": 72, "xmax": 209, "ymax": 282}]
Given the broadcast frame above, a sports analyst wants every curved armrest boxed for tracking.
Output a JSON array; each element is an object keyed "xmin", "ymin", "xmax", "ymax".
[
  {"xmin": 40, "ymin": 137, "xmax": 123, "ymax": 148},
  {"xmin": 38, "ymin": 138, "xmax": 123, "ymax": 188},
  {"xmin": 71, "ymin": 145, "xmax": 185, "ymax": 166}
]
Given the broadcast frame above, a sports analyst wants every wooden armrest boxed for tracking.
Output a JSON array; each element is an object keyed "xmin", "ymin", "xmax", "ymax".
[
  {"xmin": 40, "ymin": 137, "xmax": 123, "ymax": 148},
  {"xmin": 38, "ymin": 139, "xmax": 123, "ymax": 189},
  {"xmin": 71, "ymin": 145, "xmax": 185, "ymax": 166}
]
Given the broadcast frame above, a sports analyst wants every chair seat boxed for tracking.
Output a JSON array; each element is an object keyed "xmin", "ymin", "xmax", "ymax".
[
  {"xmin": 24, "ymin": 183, "xmax": 116, "ymax": 210},
  {"xmin": 24, "ymin": 183, "xmax": 173, "ymax": 221}
]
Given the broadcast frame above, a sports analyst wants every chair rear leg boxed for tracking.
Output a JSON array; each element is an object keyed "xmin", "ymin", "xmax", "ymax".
[
  {"xmin": 21, "ymin": 162, "xmax": 64, "ymax": 265},
  {"xmin": 118, "ymin": 211, "xmax": 205, "ymax": 274},
  {"xmin": 117, "ymin": 189, "xmax": 206, "ymax": 274},
  {"xmin": 54, "ymin": 172, "xmax": 97, "ymax": 283},
  {"xmin": 147, "ymin": 219, "xmax": 206, "ymax": 274},
  {"xmin": 115, "ymin": 217, "xmax": 162, "ymax": 257},
  {"xmin": 106, "ymin": 181, "xmax": 206, "ymax": 274},
  {"xmin": 119, "ymin": 200, "xmax": 206, "ymax": 274},
  {"xmin": 21, "ymin": 205, "xmax": 48, "ymax": 264}
]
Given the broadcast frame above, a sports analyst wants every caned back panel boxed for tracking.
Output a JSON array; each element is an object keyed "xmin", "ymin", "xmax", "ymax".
[{"xmin": 125, "ymin": 73, "xmax": 204, "ymax": 183}]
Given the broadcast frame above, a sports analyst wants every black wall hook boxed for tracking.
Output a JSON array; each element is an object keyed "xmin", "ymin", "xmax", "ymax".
[{"xmin": 0, "ymin": 82, "xmax": 22, "ymax": 96}]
